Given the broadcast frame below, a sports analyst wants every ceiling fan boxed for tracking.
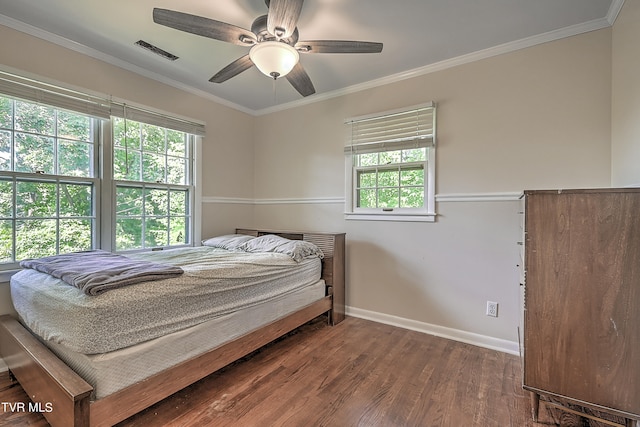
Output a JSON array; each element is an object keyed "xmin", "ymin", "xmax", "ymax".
[{"xmin": 153, "ymin": 0, "xmax": 383, "ymax": 97}]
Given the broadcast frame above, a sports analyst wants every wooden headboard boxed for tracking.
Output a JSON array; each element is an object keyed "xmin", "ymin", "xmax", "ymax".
[{"xmin": 236, "ymin": 228, "xmax": 345, "ymax": 324}]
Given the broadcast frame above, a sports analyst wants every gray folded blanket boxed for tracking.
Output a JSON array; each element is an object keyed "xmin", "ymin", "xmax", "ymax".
[{"xmin": 20, "ymin": 250, "xmax": 184, "ymax": 296}]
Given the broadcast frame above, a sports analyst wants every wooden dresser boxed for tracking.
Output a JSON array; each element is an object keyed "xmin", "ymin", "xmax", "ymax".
[{"xmin": 522, "ymin": 189, "xmax": 640, "ymax": 427}]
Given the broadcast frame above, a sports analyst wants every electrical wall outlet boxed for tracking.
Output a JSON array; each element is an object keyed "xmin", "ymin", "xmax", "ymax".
[{"xmin": 486, "ymin": 301, "xmax": 499, "ymax": 317}]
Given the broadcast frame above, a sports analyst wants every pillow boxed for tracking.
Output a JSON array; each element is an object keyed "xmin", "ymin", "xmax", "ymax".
[
  {"xmin": 239, "ymin": 234, "xmax": 324, "ymax": 262},
  {"xmin": 201, "ymin": 234, "xmax": 255, "ymax": 250},
  {"xmin": 273, "ymin": 239, "xmax": 325, "ymax": 262},
  {"xmin": 238, "ymin": 234, "xmax": 290, "ymax": 252}
]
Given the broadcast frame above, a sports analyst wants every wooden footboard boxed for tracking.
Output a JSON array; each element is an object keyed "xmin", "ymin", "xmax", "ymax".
[
  {"xmin": 0, "ymin": 297, "xmax": 331, "ymax": 427},
  {"xmin": 90, "ymin": 296, "xmax": 332, "ymax": 426},
  {"xmin": 0, "ymin": 229, "xmax": 345, "ymax": 427},
  {"xmin": 0, "ymin": 315, "xmax": 93, "ymax": 427}
]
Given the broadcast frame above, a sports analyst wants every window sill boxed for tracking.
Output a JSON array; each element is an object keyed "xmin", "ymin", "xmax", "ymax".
[{"xmin": 344, "ymin": 212, "xmax": 436, "ymax": 222}]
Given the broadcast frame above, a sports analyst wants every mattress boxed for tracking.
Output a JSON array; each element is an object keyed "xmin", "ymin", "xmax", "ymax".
[
  {"xmin": 36, "ymin": 279, "xmax": 326, "ymax": 399},
  {"xmin": 11, "ymin": 246, "xmax": 322, "ymax": 354}
]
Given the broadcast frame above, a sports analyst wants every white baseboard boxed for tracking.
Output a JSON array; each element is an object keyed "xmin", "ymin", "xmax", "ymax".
[{"xmin": 346, "ymin": 306, "xmax": 520, "ymax": 356}]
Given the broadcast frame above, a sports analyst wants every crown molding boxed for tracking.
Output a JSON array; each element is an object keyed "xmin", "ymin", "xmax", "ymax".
[
  {"xmin": 0, "ymin": 14, "xmax": 255, "ymax": 116},
  {"xmin": 607, "ymin": 0, "xmax": 626, "ymax": 25},
  {"xmin": 0, "ymin": 9, "xmax": 616, "ymax": 118},
  {"xmin": 253, "ymin": 16, "xmax": 614, "ymax": 116}
]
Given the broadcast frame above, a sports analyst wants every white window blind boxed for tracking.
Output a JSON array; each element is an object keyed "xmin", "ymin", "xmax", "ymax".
[
  {"xmin": 0, "ymin": 70, "xmax": 206, "ymax": 136},
  {"xmin": 343, "ymin": 102, "xmax": 437, "ymax": 222},
  {"xmin": 109, "ymin": 103, "xmax": 206, "ymax": 136},
  {"xmin": 0, "ymin": 69, "xmax": 204, "ymax": 270},
  {"xmin": 0, "ymin": 70, "xmax": 112, "ymax": 119},
  {"xmin": 344, "ymin": 102, "xmax": 435, "ymax": 154}
]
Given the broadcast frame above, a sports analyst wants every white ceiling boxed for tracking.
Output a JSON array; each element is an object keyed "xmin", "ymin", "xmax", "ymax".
[{"xmin": 0, "ymin": 0, "xmax": 621, "ymax": 115}]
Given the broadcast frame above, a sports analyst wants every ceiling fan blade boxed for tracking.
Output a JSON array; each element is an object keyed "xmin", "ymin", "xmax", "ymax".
[
  {"xmin": 209, "ymin": 55, "xmax": 254, "ymax": 83},
  {"xmin": 153, "ymin": 8, "xmax": 256, "ymax": 46},
  {"xmin": 286, "ymin": 62, "xmax": 315, "ymax": 97},
  {"xmin": 296, "ymin": 40, "xmax": 383, "ymax": 54},
  {"xmin": 267, "ymin": 0, "xmax": 303, "ymax": 39}
]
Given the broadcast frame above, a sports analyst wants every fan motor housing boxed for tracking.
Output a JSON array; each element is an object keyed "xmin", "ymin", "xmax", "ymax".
[{"xmin": 251, "ymin": 14, "xmax": 298, "ymax": 45}]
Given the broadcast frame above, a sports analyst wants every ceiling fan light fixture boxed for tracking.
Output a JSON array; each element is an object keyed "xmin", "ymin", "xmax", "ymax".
[{"xmin": 249, "ymin": 41, "xmax": 299, "ymax": 79}]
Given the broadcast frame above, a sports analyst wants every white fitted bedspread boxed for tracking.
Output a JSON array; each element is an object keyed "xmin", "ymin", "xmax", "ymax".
[
  {"xmin": 42, "ymin": 280, "xmax": 326, "ymax": 399},
  {"xmin": 11, "ymin": 246, "xmax": 321, "ymax": 354}
]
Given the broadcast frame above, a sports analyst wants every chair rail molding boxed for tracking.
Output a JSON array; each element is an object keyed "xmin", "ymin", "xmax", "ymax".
[{"xmin": 202, "ymin": 192, "xmax": 523, "ymax": 205}]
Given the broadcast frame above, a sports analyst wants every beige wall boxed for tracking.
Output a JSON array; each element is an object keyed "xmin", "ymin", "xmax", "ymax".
[
  {"xmin": 0, "ymin": 23, "xmax": 255, "ymax": 308},
  {"xmin": 612, "ymin": 0, "xmax": 640, "ymax": 186},
  {"xmin": 255, "ymin": 30, "xmax": 612, "ymax": 198},
  {"xmin": 0, "ymin": 24, "xmax": 256, "ymax": 203},
  {"xmin": 0, "ymin": 15, "xmax": 624, "ymax": 351},
  {"xmin": 253, "ymin": 29, "xmax": 612, "ymax": 349}
]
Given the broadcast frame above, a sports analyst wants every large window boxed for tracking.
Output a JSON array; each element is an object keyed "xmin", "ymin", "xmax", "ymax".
[
  {"xmin": 345, "ymin": 102, "xmax": 436, "ymax": 222},
  {"xmin": 0, "ymin": 96, "xmax": 98, "ymax": 263},
  {"xmin": 0, "ymin": 71, "xmax": 204, "ymax": 272},
  {"xmin": 113, "ymin": 118, "xmax": 193, "ymax": 251}
]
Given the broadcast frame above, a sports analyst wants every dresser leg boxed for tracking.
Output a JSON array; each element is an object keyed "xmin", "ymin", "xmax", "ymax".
[
  {"xmin": 626, "ymin": 419, "xmax": 638, "ymax": 427},
  {"xmin": 530, "ymin": 391, "xmax": 540, "ymax": 422}
]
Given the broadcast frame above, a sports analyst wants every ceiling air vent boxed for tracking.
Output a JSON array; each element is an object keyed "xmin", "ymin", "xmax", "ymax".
[{"xmin": 135, "ymin": 40, "xmax": 179, "ymax": 61}]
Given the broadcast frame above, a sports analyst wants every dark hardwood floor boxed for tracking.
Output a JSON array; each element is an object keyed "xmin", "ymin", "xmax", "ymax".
[{"xmin": 0, "ymin": 316, "xmax": 614, "ymax": 426}]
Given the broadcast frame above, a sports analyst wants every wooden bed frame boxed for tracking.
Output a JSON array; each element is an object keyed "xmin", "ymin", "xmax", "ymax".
[{"xmin": 0, "ymin": 229, "xmax": 345, "ymax": 427}]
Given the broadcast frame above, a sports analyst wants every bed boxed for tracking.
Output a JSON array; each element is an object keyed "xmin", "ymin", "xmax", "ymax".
[{"xmin": 0, "ymin": 228, "xmax": 345, "ymax": 427}]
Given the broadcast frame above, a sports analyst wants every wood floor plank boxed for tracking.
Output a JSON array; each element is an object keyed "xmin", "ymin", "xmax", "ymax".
[{"xmin": 0, "ymin": 316, "xmax": 624, "ymax": 427}]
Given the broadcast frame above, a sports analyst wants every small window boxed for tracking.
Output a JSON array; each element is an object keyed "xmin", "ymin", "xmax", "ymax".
[{"xmin": 344, "ymin": 102, "xmax": 436, "ymax": 222}]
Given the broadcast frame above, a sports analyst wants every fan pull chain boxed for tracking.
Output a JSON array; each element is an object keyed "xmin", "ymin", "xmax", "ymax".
[{"xmin": 272, "ymin": 77, "xmax": 277, "ymax": 105}]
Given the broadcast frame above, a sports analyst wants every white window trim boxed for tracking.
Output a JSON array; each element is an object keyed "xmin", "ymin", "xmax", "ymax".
[
  {"xmin": 107, "ymin": 119, "xmax": 197, "ymax": 253},
  {"xmin": 0, "ymin": 70, "xmax": 205, "ymax": 271},
  {"xmin": 344, "ymin": 102, "xmax": 437, "ymax": 222},
  {"xmin": 0, "ymin": 101, "xmax": 102, "ymax": 270}
]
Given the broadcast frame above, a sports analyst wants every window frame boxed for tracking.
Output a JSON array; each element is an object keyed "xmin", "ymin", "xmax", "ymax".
[
  {"xmin": 344, "ymin": 102, "xmax": 436, "ymax": 222},
  {"xmin": 108, "ymin": 117, "xmax": 196, "ymax": 252},
  {"xmin": 0, "ymin": 98, "xmax": 102, "ymax": 269},
  {"xmin": 355, "ymin": 161, "xmax": 427, "ymax": 209},
  {"xmin": 0, "ymin": 71, "xmax": 204, "ymax": 276}
]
